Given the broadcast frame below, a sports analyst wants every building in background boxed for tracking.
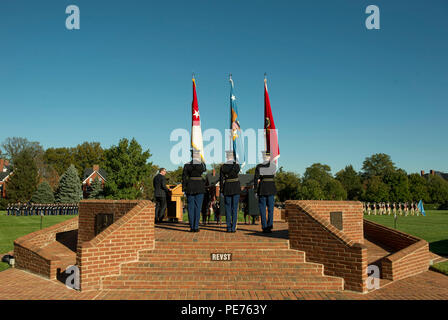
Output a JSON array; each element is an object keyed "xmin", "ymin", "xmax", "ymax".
[
  {"xmin": 420, "ymin": 170, "xmax": 448, "ymax": 181},
  {"xmin": 82, "ymin": 164, "xmax": 107, "ymax": 198}
]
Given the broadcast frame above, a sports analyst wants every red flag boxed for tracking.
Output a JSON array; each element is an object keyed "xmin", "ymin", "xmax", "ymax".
[
  {"xmin": 264, "ymin": 78, "xmax": 280, "ymax": 161},
  {"xmin": 191, "ymin": 77, "xmax": 204, "ymax": 161}
]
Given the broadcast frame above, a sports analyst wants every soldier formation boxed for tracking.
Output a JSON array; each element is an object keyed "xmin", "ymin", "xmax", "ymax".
[
  {"xmin": 362, "ymin": 202, "xmax": 421, "ymax": 216},
  {"xmin": 6, "ymin": 203, "xmax": 79, "ymax": 216}
]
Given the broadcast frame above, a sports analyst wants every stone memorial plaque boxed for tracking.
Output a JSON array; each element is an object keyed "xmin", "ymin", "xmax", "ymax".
[
  {"xmin": 95, "ymin": 213, "xmax": 114, "ymax": 236},
  {"xmin": 330, "ymin": 211, "xmax": 343, "ymax": 230}
]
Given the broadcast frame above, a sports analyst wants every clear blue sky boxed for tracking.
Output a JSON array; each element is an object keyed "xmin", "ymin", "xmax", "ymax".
[{"xmin": 1, "ymin": 0, "xmax": 447, "ymax": 175}]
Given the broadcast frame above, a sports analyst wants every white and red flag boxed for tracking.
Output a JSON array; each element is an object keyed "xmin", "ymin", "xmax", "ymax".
[
  {"xmin": 264, "ymin": 76, "xmax": 280, "ymax": 161},
  {"xmin": 191, "ymin": 76, "xmax": 205, "ymax": 162}
]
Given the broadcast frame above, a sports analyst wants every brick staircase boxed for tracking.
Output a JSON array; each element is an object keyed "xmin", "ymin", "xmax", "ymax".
[{"xmin": 102, "ymin": 225, "xmax": 344, "ymax": 292}]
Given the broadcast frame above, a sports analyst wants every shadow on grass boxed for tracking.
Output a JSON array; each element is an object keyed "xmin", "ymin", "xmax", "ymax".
[{"xmin": 430, "ymin": 239, "xmax": 448, "ymax": 256}]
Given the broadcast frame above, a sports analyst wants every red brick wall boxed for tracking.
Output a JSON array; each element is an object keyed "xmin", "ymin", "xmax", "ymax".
[
  {"xmin": 298, "ymin": 200, "xmax": 364, "ymax": 244},
  {"xmin": 77, "ymin": 200, "xmax": 139, "ymax": 246},
  {"xmin": 76, "ymin": 200, "xmax": 155, "ymax": 291},
  {"xmin": 286, "ymin": 200, "xmax": 368, "ymax": 293},
  {"xmin": 364, "ymin": 220, "xmax": 429, "ymax": 281},
  {"xmin": 14, "ymin": 217, "xmax": 78, "ymax": 279}
]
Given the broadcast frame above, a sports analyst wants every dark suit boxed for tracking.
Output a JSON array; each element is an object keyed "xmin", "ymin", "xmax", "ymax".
[
  {"xmin": 254, "ymin": 161, "xmax": 277, "ymax": 230},
  {"xmin": 182, "ymin": 162, "xmax": 206, "ymax": 231},
  {"xmin": 153, "ymin": 173, "xmax": 169, "ymax": 222},
  {"xmin": 220, "ymin": 162, "xmax": 241, "ymax": 231}
]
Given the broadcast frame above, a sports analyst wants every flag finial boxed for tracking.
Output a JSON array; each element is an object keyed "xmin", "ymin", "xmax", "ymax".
[
  {"xmin": 264, "ymin": 73, "xmax": 267, "ymax": 83},
  {"xmin": 192, "ymin": 72, "xmax": 195, "ymax": 80}
]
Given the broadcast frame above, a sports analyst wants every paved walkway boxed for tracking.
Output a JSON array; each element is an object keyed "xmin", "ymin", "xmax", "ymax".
[{"xmin": 1, "ymin": 222, "xmax": 447, "ymax": 300}]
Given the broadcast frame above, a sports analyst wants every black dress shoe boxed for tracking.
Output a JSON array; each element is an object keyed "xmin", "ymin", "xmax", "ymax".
[
  {"xmin": 226, "ymin": 230, "xmax": 231, "ymax": 233},
  {"xmin": 189, "ymin": 229, "xmax": 195, "ymax": 232},
  {"xmin": 262, "ymin": 228, "xmax": 268, "ymax": 233},
  {"xmin": 195, "ymin": 229, "xmax": 200, "ymax": 232}
]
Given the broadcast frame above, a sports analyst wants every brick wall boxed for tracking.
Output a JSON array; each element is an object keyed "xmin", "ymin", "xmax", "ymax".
[
  {"xmin": 14, "ymin": 217, "xmax": 78, "ymax": 279},
  {"xmin": 286, "ymin": 200, "xmax": 368, "ymax": 293},
  {"xmin": 297, "ymin": 200, "xmax": 364, "ymax": 244},
  {"xmin": 77, "ymin": 200, "xmax": 140, "ymax": 246},
  {"xmin": 76, "ymin": 200, "xmax": 155, "ymax": 291},
  {"xmin": 364, "ymin": 220, "xmax": 429, "ymax": 281}
]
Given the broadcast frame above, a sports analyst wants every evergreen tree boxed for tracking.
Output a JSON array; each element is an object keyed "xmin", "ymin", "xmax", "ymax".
[
  {"xmin": 88, "ymin": 177, "xmax": 103, "ymax": 199},
  {"xmin": 55, "ymin": 164, "xmax": 83, "ymax": 203},
  {"xmin": 5, "ymin": 150, "xmax": 39, "ymax": 202},
  {"xmin": 31, "ymin": 181, "xmax": 55, "ymax": 203}
]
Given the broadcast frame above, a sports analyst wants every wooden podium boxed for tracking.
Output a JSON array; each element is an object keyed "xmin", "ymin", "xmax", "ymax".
[{"xmin": 166, "ymin": 184, "xmax": 184, "ymax": 221}]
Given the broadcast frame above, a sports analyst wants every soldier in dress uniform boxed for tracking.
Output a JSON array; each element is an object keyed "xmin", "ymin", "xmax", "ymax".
[
  {"xmin": 373, "ymin": 202, "xmax": 377, "ymax": 215},
  {"xmin": 367, "ymin": 202, "xmax": 371, "ymax": 215},
  {"xmin": 404, "ymin": 202, "xmax": 408, "ymax": 216},
  {"xmin": 182, "ymin": 149, "xmax": 207, "ymax": 232},
  {"xmin": 254, "ymin": 151, "xmax": 277, "ymax": 233},
  {"xmin": 387, "ymin": 202, "xmax": 391, "ymax": 215},
  {"xmin": 410, "ymin": 202, "xmax": 415, "ymax": 216},
  {"xmin": 398, "ymin": 202, "xmax": 403, "ymax": 216},
  {"xmin": 6, "ymin": 203, "xmax": 11, "ymax": 216},
  {"xmin": 220, "ymin": 151, "xmax": 241, "ymax": 233}
]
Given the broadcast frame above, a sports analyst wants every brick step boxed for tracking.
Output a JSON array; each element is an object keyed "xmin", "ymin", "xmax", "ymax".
[
  {"xmin": 120, "ymin": 261, "xmax": 323, "ymax": 275},
  {"xmin": 138, "ymin": 249, "xmax": 305, "ymax": 262},
  {"xmin": 153, "ymin": 241, "xmax": 289, "ymax": 250},
  {"xmin": 102, "ymin": 274, "xmax": 343, "ymax": 291}
]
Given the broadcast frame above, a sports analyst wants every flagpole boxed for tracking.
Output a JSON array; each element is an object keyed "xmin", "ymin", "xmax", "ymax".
[
  {"xmin": 229, "ymin": 73, "xmax": 233, "ymax": 157},
  {"xmin": 263, "ymin": 73, "xmax": 267, "ymax": 154}
]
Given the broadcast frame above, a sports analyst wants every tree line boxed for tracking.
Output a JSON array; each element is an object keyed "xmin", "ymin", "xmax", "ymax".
[
  {"xmin": 272, "ymin": 153, "xmax": 448, "ymax": 208},
  {"xmin": 1, "ymin": 137, "xmax": 447, "ymax": 209}
]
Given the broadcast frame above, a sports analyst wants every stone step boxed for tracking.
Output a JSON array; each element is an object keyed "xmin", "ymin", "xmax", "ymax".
[
  {"xmin": 138, "ymin": 249, "xmax": 305, "ymax": 262},
  {"xmin": 120, "ymin": 261, "xmax": 323, "ymax": 275},
  {"xmin": 153, "ymin": 241, "xmax": 290, "ymax": 250},
  {"xmin": 102, "ymin": 274, "xmax": 343, "ymax": 291}
]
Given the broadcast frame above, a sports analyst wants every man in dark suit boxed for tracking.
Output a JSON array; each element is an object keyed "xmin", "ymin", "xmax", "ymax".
[
  {"xmin": 220, "ymin": 151, "xmax": 241, "ymax": 233},
  {"xmin": 153, "ymin": 168, "xmax": 170, "ymax": 223},
  {"xmin": 254, "ymin": 151, "xmax": 277, "ymax": 233},
  {"xmin": 182, "ymin": 150, "xmax": 206, "ymax": 232}
]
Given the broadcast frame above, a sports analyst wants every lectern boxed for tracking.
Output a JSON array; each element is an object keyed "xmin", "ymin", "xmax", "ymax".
[{"xmin": 166, "ymin": 184, "xmax": 184, "ymax": 221}]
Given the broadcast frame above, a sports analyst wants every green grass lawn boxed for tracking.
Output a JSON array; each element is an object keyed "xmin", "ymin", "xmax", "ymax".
[
  {"xmin": 0, "ymin": 210, "xmax": 75, "ymax": 255},
  {"xmin": 364, "ymin": 210, "xmax": 448, "ymax": 256},
  {"xmin": 431, "ymin": 261, "xmax": 448, "ymax": 275}
]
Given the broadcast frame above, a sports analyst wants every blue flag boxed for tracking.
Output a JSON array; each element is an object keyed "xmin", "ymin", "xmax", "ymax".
[
  {"xmin": 417, "ymin": 200, "xmax": 426, "ymax": 216},
  {"xmin": 229, "ymin": 77, "xmax": 245, "ymax": 170}
]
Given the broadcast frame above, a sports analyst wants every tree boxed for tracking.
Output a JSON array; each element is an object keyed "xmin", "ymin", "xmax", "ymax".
[
  {"xmin": 275, "ymin": 171, "xmax": 301, "ymax": 202},
  {"xmin": 1, "ymin": 137, "xmax": 44, "ymax": 164},
  {"xmin": 324, "ymin": 179, "xmax": 347, "ymax": 200},
  {"xmin": 5, "ymin": 150, "xmax": 39, "ymax": 202},
  {"xmin": 55, "ymin": 164, "xmax": 83, "ymax": 203},
  {"xmin": 44, "ymin": 147, "xmax": 75, "ymax": 176},
  {"xmin": 31, "ymin": 181, "xmax": 55, "ymax": 203},
  {"xmin": 427, "ymin": 175, "xmax": 448, "ymax": 204},
  {"xmin": 88, "ymin": 178, "xmax": 104, "ymax": 199},
  {"xmin": 408, "ymin": 173, "xmax": 430, "ymax": 202},
  {"xmin": 364, "ymin": 176, "xmax": 390, "ymax": 202},
  {"xmin": 166, "ymin": 166, "xmax": 184, "ymax": 185},
  {"xmin": 335, "ymin": 165, "xmax": 363, "ymax": 200},
  {"xmin": 383, "ymin": 169, "xmax": 410, "ymax": 202},
  {"xmin": 73, "ymin": 142, "xmax": 105, "ymax": 179},
  {"xmin": 300, "ymin": 179, "xmax": 325, "ymax": 200},
  {"xmin": 102, "ymin": 138, "xmax": 155, "ymax": 199},
  {"xmin": 303, "ymin": 163, "xmax": 332, "ymax": 187},
  {"xmin": 362, "ymin": 153, "xmax": 396, "ymax": 178}
]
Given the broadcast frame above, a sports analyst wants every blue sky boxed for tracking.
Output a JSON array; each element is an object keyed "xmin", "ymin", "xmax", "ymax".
[{"xmin": 1, "ymin": 0, "xmax": 447, "ymax": 175}]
